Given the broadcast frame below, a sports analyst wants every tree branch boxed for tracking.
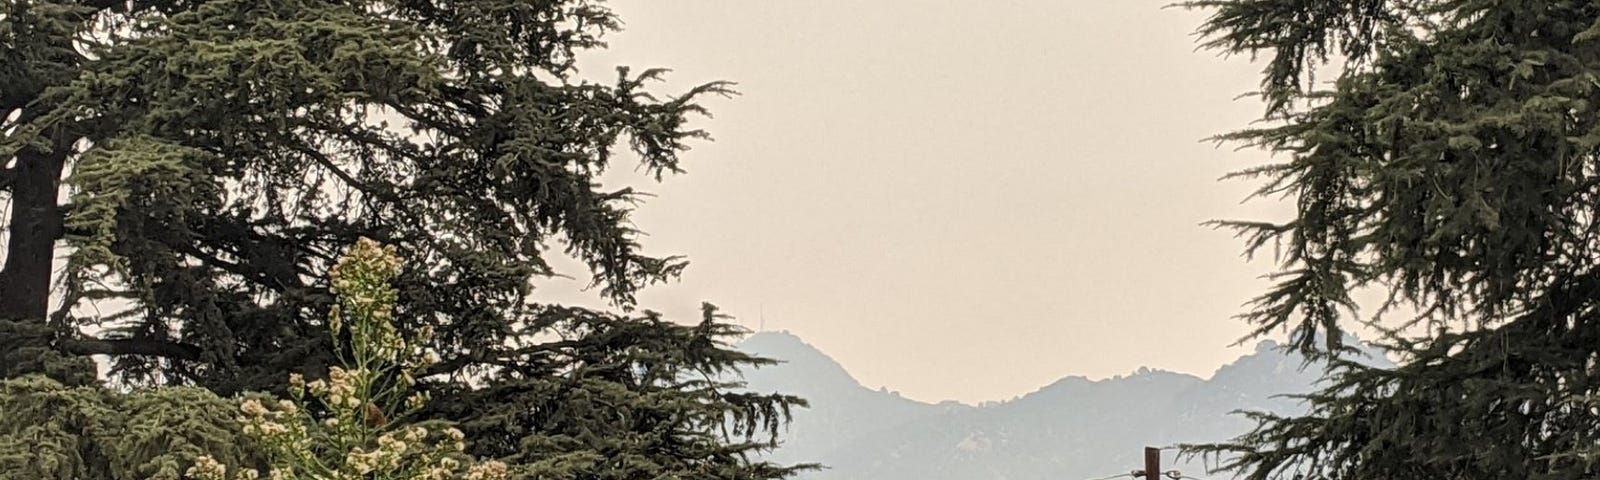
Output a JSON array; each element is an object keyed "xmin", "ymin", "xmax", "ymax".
[
  {"xmin": 59, "ymin": 336, "xmax": 203, "ymax": 361},
  {"xmin": 166, "ymin": 239, "xmax": 307, "ymax": 292},
  {"xmin": 282, "ymin": 140, "xmax": 458, "ymax": 262},
  {"xmin": 78, "ymin": 0, "xmax": 120, "ymax": 11},
  {"xmin": 423, "ymin": 340, "xmax": 586, "ymax": 377}
]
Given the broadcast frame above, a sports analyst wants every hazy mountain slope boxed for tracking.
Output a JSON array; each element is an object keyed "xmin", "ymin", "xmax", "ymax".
[
  {"xmin": 737, "ymin": 331, "xmax": 1392, "ymax": 480},
  {"xmin": 735, "ymin": 332, "xmax": 960, "ymax": 466}
]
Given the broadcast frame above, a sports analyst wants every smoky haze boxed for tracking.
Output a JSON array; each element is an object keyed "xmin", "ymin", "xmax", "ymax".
[{"xmin": 522, "ymin": 0, "xmax": 1315, "ymax": 405}]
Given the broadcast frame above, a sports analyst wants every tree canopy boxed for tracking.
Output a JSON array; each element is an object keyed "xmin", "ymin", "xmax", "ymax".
[
  {"xmin": 2, "ymin": 0, "xmax": 805, "ymax": 477},
  {"xmin": 1181, "ymin": 1, "xmax": 1600, "ymax": 479},
  {"xmin": 0, "ymin": 374, "xmax": 258, "ymax": 480}
]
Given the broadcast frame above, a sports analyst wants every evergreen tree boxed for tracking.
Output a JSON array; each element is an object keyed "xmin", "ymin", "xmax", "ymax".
[
  {"xmin": 2, "ymin": 0, "xmax": 805, "ymax": 477},
  {"xmin": 0, "ymin": 374, "xmax": 258, "ymax": 480},
  {"xmin": 1179, "ymin": 1, "xmax": 1600, "ymax": 479}
]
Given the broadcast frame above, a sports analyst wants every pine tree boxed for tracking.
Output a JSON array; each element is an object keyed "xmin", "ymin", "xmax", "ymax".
[
  {"xmin": 2, "ymin": 0, "xmax": 806, "ymax": 477},
  {"xmin": 1178, "ymin": 1, "xmax": 1600, "ymax": 479}
]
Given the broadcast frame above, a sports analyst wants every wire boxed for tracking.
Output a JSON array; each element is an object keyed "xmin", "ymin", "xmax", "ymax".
[
  {"xmin": 1082, "ymin": 466, "xmax": 1207, "ymax": 480},
  {"xmin": 1082, "ymin": 472, "xmax": 1137, "ymax": 480}
]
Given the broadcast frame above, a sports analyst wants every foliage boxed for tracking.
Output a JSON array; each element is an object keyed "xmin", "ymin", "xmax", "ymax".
[
  {"xmin": 190, "ymin": 239, "xmax": 506, "ymax": 480},
  {"xmin": 1178, "ymin": 1, "xmax": 1600, "ymax": 479},
  {"xmin": 0, "ymin": 374, "xmax": 257, "ymax": 480},
  {"xmin": 426, "ymin": 304, "xmax": 813, "ymax": 479},
  {"xmin": 3, "ymin": 0, "xmax": 808, "ymax": 477}
]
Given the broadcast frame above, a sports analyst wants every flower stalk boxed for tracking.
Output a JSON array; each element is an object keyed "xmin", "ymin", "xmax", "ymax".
[{"xmin": 187, "ymin": 239, "xmax": 507, "ymax": 480}]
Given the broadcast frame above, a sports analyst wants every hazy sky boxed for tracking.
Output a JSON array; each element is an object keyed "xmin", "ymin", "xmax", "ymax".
[{"xmin": 538, "ymin": 0, "xmax": 1305, "ymax": 404}]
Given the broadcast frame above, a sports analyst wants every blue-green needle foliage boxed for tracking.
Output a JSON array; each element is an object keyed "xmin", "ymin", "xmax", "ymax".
[
  {"xmin": 1179, "ymin": 1, "xmax": 1600, "ymax": 479},
  {"xmin": 0, "ymin": 375, "xmax": 258, "ymax": 480},
  {"xmin": 1, "ymin": 0, "xmax": 808, "ymax": 478}
]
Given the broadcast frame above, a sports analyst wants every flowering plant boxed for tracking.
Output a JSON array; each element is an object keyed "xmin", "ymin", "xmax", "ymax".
[{"xmin": 188, "ymin": 239, "xmax": 507, "ymax": 480}]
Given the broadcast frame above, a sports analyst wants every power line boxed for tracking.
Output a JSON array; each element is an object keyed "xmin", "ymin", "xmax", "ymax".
[
  {"xmin": 1163, "ymin": 470, "xmax": 1210, "ymax": 480},
  {"xmin": 1078, "ymin": 465, "xmax": 1208, "ymax": 480},
  {"xmin": 1081, "ymin": 473, "xmax": 1136, "ymax": 480}
]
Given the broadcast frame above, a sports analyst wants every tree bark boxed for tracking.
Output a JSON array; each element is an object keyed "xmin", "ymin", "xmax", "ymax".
[
  {"xmin": 58, "ymin": 337, "xmax": 203, "ymax": 361},
  {"xmin": 0, "ymin": 147, "xmax": 68, "ymax": 323},
  {"xmin": 0, "ymin": 146, "xmax": 209, "ymax": 368}
]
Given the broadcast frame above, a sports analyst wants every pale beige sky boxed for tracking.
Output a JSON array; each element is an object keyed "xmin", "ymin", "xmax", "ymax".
[{"xmin": 539, "ymin": 0, "xmax": 1309, "ymax": 404}]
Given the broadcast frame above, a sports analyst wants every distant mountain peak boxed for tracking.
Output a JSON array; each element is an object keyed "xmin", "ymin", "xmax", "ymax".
[
  {"xmin": 736, "ymin": 331, "xmax": 865, "ymax": 392},
  {"xmin": 739, "ymin": 331, "xmax": 834, "ymax": 364}
]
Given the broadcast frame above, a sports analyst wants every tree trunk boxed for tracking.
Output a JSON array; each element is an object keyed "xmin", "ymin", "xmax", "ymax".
[{"xmin": 0, "ymin": 147, "xmax": 67, "ymax": 323}]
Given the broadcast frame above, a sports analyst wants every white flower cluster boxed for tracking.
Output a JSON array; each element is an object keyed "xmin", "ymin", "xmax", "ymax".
[
  {"xmin": 186, "ymin": 455, "xmax": 259, "ymax": 480},
  {"xmin": 464, "ymin": 462, "xmax": 509, "ymax": 480},
  {"xmin": 311, "ymin": 366, "xmax": 363, "ymax": 410},
  {"xmin": 238, "ymin": 399, "xmax": 291, "ymax": 437},
  {"xmin": 185, "ymin": 455, "xmax": 227, "ymax": 480}
]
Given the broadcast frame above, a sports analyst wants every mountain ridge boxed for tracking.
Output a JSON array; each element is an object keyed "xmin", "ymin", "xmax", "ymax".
[{"xmin": 735, "ymin": 330, "xmax": 1391, "ymax": 479}]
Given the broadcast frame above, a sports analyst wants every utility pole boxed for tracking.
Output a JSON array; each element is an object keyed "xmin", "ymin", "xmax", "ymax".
[{"xmin": 1144, "ymin": 447, "xmax": 1160, "ymax": 480}]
